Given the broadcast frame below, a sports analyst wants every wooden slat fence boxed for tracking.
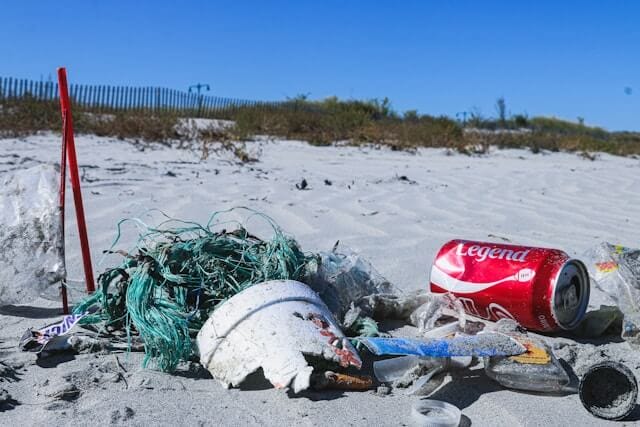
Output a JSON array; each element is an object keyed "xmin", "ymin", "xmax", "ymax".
[{"xmin": 0, "ymin": 76, "xmax": 284, "ymax": 118}]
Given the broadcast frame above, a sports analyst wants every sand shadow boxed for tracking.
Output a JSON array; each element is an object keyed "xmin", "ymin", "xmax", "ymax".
[
  {"xmin": 172, "ymin": 364, "xmax": 213, "ymax": 381},
  {"xmin": 0, "ymin": 361, "xmax": 22, "ymax": 412},
  {"xmin": 0, "ymin": 362, "xmax": 21, "ymax": 383},
  {"xmin": 35, "ymin": 353, "xmax": 76, "ymax": 368},
  {"xmin": 0, "ymin": 395, "xmax": 20, "ymax": 412},
  {"xmin": 0, "ymin": 305, "xmax": 63, "ymax": 319},
  {"xmin": 287, "ymin": 388, "xmax": 346, "ymax": 401},
  {"xmin": 427, "ymin": 370, "xmax": 504, "ymax": 410},
  {"xmin": 624, "ymin": 404, "xmax": 640, "ymax": 421},
  {"xmin": 547, "ymin": 331, "xmax": 625, "ymax": 345},
  {"xmin": 238, "ymin": 369, "xmax": 275, "ymax": 391},
  {"xmin": 234, "ymin": 369, "xmax": 347, "ymax": 400}
]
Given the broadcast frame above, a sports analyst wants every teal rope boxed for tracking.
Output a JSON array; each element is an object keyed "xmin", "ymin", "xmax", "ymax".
[{"xmin": 75, "ymin": 208, "xmax": 317, "ymax": 372}]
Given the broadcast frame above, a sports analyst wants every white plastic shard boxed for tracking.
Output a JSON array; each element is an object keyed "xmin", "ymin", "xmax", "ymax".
[
  {"xmin": 196, "ymin": 280, "xmax": 362, "ymax": 393},
  {"xmin": 0, "ymin": 164, "xmax": 65, "ymax": 305}
]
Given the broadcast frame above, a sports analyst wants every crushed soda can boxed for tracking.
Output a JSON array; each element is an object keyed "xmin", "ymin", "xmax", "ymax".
[{"xmin": 430, "ymin": 240, "xmax": 590, "ymax": 331}]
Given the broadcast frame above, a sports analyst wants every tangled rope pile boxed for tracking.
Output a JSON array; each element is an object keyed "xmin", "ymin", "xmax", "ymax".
[{"xmin": 75, "ymin": 208, "xmax": 316, "ymax": 372}]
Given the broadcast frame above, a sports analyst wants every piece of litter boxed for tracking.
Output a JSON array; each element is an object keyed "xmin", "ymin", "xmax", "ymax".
[
  {"xmin": 311, "ymin": 371, "xmax": 372, "ymax": 391},
  {"xmin": 411, "ymin": 399, "xmax": 461, "ymax": 427},
  {"xmin": 579, "ymin": 361, "xmax": 638, "ymax": 421},
  {"xmin": 296, "ymin": 178, "xmax": 308, "ymax": 190},
  {"xmin": 360, "ymin": 333, "xmax": 526, "ymax": 358},
  {"xmin": 197, "ymin": 280, "xmax": 361, "ymax": 394}
]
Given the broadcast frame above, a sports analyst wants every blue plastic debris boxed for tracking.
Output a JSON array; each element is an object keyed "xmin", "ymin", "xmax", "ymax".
[{"xmin": 359, "ymin": 333, "xmax": 526, "ymax": 358}]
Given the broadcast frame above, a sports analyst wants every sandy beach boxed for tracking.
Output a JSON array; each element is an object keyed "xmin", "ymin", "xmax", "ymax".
[{"xmin": 2, "ymin": 133, "xmax": 640, "ymax": 426}]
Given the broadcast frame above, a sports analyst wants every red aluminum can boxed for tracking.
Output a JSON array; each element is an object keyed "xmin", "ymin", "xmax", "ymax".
[{"xmin": 430, "ymin": 239, "xmax": 590, "ymax": 332}]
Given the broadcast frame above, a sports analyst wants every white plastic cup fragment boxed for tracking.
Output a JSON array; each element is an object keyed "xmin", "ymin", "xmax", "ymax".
[{"xmin": 196, "ymin": 280, "xmax": 362, "ymax": 393}]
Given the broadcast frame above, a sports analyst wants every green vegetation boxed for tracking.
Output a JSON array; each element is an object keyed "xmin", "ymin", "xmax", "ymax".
[
  {"xmin": 0, "ymin": 95, "xmax": 182, "ymax": 141},
  {"xmin": 230, "ymin": 96, "xmax": 640, "ymax": 156},
  {"xmin": 1, "ymin": 94, "xmax": 639, "ymax": 158}
]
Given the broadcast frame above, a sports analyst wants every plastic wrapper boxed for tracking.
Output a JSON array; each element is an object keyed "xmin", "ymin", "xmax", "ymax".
[
  {"xmin": 0, "ymin": 165, "xmax": 65, "ymax": 305},
  {"xmin": 583, "ymin": 243, "xmax": 640, "ymax": 344},
  {"xmin": 409, "ymin": 293, "xmax": 468, "ymax": 336},
  {"xmin": 306, "ymin": 244, "xmax": 396, "ymax": 322},
  {"xmin": 306, "ymin": 246, "xmax": 469, "ymax": 337}
]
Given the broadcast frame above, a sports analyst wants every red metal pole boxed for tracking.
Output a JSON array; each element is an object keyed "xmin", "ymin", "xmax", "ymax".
[
  {"xmin": 57, "ymin": 68, "xmax": 96, "ymax": 294},
  {"xmin": 59, "ymin": 112, "xmax": 69, "ymax": 313}
]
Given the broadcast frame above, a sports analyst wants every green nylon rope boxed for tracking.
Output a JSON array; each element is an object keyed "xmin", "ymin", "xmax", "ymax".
[{"xmin": 74, "ymin": 208, "xmax": 317, "ymax": 372}]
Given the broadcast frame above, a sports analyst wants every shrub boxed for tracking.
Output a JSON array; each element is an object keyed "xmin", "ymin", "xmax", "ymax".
[{"xmin": 2, "ymin": 95, "xmax": 640, "ymax": 158}]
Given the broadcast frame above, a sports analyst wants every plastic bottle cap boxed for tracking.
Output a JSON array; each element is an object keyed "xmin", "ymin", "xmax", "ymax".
[{"xmin": 411, "ymin": 399, "xmax": 461, "ymax": 427}]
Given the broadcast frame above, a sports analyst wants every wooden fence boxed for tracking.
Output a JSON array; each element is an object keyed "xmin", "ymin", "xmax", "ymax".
[{"xmin": 0, "ymin": 76, "xmax": 283, "ymax": 118}]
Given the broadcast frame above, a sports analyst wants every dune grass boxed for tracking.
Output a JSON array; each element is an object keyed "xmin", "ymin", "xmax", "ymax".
[{"xmin": 2, "ymin": 95, "xmax": 639, "ymax": 157}]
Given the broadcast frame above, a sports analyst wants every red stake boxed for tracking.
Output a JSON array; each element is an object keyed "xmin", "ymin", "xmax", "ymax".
[
  {"xmin": 57, "ymin": 68, "xmax": 96, "ymax": 295},
  {"xmin": 59, "ymin": 112, "xmax": 69, "ymax": 314}
]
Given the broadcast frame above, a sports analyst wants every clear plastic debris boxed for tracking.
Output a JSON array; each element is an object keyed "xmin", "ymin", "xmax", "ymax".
[
  {"xmin": 306, "ymin": 244, "xmax": 397, "ymax": 320},
  {"xmin": 356, "ymin": 291, "xmax": 434, "ymax": 321},
  {"xmin": 410, "ymin": 293, "xmax": 467, "ymax": 335},
  {"xmin": 484, "ymin": 334, "xmax": 570, "ymax": 393},
  {"xmin": 583, "ymin": 243, "xmax": 640, "ymax": 344},
  {"xmin": 411, "ymin": 399, "xmax": 461, "ymax": 427},
  {"xmin": 373, "ymin": 355, "xmax": 471, "ymax": 396},
  {"xmin": 0, "ymin": 165, "xmax": 65, "ymax": 305}
]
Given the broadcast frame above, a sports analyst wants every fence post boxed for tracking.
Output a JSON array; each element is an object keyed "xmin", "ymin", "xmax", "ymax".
[{"xmin": 124, "ymin": 86, "xmax": 129, "ymax": 109}]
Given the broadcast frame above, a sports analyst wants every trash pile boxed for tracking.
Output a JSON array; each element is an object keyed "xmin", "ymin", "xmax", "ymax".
[{"xmin": 8, "ymin": 207, "xmax": 640, "ymax": 423}]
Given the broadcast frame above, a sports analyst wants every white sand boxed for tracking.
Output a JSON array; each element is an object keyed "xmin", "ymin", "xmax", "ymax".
[{"xmin": 1, "ymin": 133, "xmax": 640, "ymax": 426}]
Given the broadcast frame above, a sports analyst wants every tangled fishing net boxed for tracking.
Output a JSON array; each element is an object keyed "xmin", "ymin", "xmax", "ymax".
[{"xmin": 75, "ymin": 208, "xmax": 316, "ymax": 372}]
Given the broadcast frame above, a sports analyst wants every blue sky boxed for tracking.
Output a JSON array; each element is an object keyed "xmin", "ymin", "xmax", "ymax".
[{"xmin": 2, "ymin": 1, "xmax": 638, "ymax": 130}]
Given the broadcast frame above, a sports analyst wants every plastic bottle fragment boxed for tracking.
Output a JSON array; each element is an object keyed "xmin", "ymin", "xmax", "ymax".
[
  {"xmin": 484, "ymin": 335, "xmax": 570, "ymax": 393},
  {"xmin": 373, "ymin": 355, "xmax": 472, "ymax": 395}
]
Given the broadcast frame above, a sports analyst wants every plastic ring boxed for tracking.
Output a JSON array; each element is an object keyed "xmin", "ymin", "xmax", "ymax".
[{"xmin": 411, "ymin": 399, "xmax": 461, "ymax": 427}]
